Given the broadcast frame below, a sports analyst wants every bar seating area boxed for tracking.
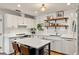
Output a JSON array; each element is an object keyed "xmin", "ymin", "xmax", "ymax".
[
  {"xmin": 12, "ymin": 42, "xmax": 46, "ymax": 55},
  {"xmin": 20, "ymin": 44, "xmax": 30, "ymax": 55}
]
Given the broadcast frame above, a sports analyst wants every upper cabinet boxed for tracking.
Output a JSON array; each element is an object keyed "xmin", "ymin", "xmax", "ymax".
[
  {"xmin": 5, "ymin": 14, "xmax": 18, "ymax": 28},
  {"xmin": 5, "ymin": 14, "xmax": 35, "ymax": 29},
  {"xmin": 24, "ymin": 18, "xmax": 35, "ymax": 28},
  {"xmin": 17, "ymin": 16, "xmax": 24, "ymax": 25}
]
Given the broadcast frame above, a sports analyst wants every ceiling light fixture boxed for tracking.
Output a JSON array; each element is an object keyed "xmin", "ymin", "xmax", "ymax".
[
  {"xmin": 40, "ymin": 4, "xmax": 47, "ymax": 12},
  {"xmin": 17, "ymin": 4, "xmax": 21, "ymax": 7}
]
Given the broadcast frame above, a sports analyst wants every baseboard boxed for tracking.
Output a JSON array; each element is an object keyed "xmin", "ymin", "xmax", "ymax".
[{"xmin": 50, "ymin": 50, "xmax": 67, "ymax": 55}]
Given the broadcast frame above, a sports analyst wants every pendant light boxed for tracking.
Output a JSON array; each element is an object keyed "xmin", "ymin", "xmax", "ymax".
[{"xmin": 40, "ymin": 4, "xmax": 47, "ymax": 12}]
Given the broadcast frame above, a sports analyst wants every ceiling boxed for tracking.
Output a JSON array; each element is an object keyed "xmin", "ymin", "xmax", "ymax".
[{"xmin": 0, "ymin": 3, "xmax": 79, "ymax": 17}]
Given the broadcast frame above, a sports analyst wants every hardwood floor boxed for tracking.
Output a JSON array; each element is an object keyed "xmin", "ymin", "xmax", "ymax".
[
  {"xmin": 0, "ymin": 51, "xmax": 63, "ymax": 55},
  {"xmin": 50, "ymin": 51, "xmax": 63, "ymax": 55},
  {"xmin": 0, "ymin": 53, "xmax": 7, "ymax": 55}
]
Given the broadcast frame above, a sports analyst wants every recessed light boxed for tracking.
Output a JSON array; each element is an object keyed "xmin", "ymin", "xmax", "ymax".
[
  {"xmin": 67, "ymin": 3, "xmax": 71, "ymax": 5},
  {"xmin": 17, "ymin": 4, "xmax": 21, "ymax": 7}
]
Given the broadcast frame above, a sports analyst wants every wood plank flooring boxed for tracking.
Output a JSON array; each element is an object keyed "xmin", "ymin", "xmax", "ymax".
[
  {"xmin": 0, "ymin": 51, "xmax": 63, "ymax": 55},
  {"xmin": 50, "ymin": 51, "xmax": 63, "ymax": 55},
  {"xmin": 0, "ymin": 53, "xmax": 7, "ymax": 55}
]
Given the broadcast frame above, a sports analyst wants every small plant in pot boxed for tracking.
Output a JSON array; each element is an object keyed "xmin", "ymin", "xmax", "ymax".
[
  {"xmin": 30, "ymin": 28, "xmax": 36, "ymax": 34},
  {"xmin": 37, "ymin": 23, "xmax": 44, "ymax": 31}
]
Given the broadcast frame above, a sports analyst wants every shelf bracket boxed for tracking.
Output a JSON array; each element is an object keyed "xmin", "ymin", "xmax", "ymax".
[{"xmin": 65, "ymin": 18, "xmax": 68, "ymax": 22}]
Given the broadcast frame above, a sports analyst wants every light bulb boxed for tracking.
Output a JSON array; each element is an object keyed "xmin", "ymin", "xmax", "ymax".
[
  {"xmin": 40, "ymin": 4, "xmax": 47, "ymax": 12},
  {"xmin": 41, "ymin": 7, "xmax": 45, "ymax": 11}
]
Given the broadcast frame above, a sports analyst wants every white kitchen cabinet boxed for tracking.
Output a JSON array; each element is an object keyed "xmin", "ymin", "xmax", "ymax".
[
  {"xmin": 5, "ymin": 14, "xmax": 13, "ymax": 28},
  {"xmin": 52, "ymin": 40, "xmax": 63, "ymax": 53},
  {"xmin": 62, "ymin": 39, "xmax": 76, "ymax": 54},
  {"xmin": 12, "ymin": 15, "xmax": 18, "ymax": 28},
  {"xmin": 50, "ymin": 40, "xmax": 55, "ymax": 50},
  {"xmin": 45, "ymin": 36, "xmax": 63, "ymax": 52},
  {"xmin": 5, "ymin": 14, "xmax": 35, "ymax": 29},
  {"xmin": 51, "ymin": 39, "xmax": 76, "ymax": 55},
  {"xmin": 5, "ymin": 14, "xmax": 18, "ymax": 28},
  {"xmin": 17, "ymin": 17, "xmax": 35, "ymax": 28},
  {"xmin": 23, "ymin": 17, "xmax": 28, "ymax": 24},
  {"xmin": 24, "ymin": 18, "xmax": 35, "ymax": 28},
  {"xmin": 46, "ymin": 36, "xmax": 76, "ymax": 55},
  {"xmin": 17, "ymin": 16, "xmax": 24, "ymax": 25}
]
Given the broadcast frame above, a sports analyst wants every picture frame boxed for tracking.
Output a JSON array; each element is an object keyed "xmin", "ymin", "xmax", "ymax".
[{"xmin": 56, "ymin": 11, "xmax": 64, "ymax": 17}]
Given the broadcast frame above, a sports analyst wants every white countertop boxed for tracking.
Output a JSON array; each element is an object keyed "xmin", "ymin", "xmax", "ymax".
[
  {"xmin": 15, "ymin": 38, "xmax": 51, "ymax": 49},
  {"xmin": 4, "ymin": 32, "xmax": 31, "ymax": 38}
]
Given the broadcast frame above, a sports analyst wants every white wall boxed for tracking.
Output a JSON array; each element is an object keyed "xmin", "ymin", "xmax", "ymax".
[{"xmin": 35, "ymin": 9, "xmax": 77, "ymax": 37}]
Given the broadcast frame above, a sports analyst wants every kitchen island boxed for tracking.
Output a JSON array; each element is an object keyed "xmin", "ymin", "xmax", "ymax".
[{"xmin": 15, "ymin": 38, "xmax": 51, "ymax": 55}]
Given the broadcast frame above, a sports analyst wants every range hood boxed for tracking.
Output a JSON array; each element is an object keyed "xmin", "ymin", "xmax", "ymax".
[
  {"xmin": 18, "ymin": 24, "xmax": 27, "ymax": 28},
  {"xmin": 16, "ymin": 10, "xmax": 27, "ymax": 28}
]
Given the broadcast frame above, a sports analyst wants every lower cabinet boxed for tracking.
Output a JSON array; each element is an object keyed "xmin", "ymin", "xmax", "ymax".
[
  {"xmin": 51, "ymin": 40, "xmax": 63, "ymax": 53},
  {"xmin": 62, "ymin": 39, "xmax": 76, "ymax": 55},
  {"xmin": 50, "ymin": 39, "xmax": 76, "ymax": 55}
]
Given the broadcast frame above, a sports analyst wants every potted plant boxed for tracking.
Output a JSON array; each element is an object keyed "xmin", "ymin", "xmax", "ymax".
[
  {"xmin": 37, "ymin": 23, "xmax": 44, "ymax": 31},
  {"xmin": 30, "ymin": 28, "xmax": 36, "ymax": 34}
]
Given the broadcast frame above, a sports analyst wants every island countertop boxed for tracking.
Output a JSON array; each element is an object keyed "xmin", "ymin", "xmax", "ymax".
[{"xmin": 15, "ymin": 38, "xmax": 51, "ymax": 49}]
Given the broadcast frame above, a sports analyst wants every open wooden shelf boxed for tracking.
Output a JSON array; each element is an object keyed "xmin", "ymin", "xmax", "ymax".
[
  {"xmin": 45, "ymin": 17, "xmax": 68, "ymax": 21},
  {"xmin": 44, "ymin": 17, "xmax": 69, "ymax": 29},
  {"xmin": 45, "ymin": 24, "xmax": 68, "ymax": 27}
]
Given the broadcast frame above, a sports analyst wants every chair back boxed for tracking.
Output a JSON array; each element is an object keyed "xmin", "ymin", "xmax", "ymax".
[
  {"xmin": 20, "ymin": 44, "xmax": 29, "ymax": 55},
  {"xmin": 12, "ymin": 42, "xmax": 20, "ymax": 55}
]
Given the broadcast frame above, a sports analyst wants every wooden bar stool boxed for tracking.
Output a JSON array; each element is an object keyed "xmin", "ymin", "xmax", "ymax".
[
  {"xmin": 20, "ymin": 44, "xmax": 30, "ymax": 55},
  {"xmin": 12, "ymin": 42, "xmax": 21, "ymax": 55}
]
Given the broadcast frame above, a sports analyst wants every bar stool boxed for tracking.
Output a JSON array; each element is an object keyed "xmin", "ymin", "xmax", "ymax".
[
  {"xmin": 20, "ymin": 44, "xmax": 30, "ymax": 55},
  {"xmin": 12, "ymin": 42, "xmax": 21, "ymax": 55}
]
